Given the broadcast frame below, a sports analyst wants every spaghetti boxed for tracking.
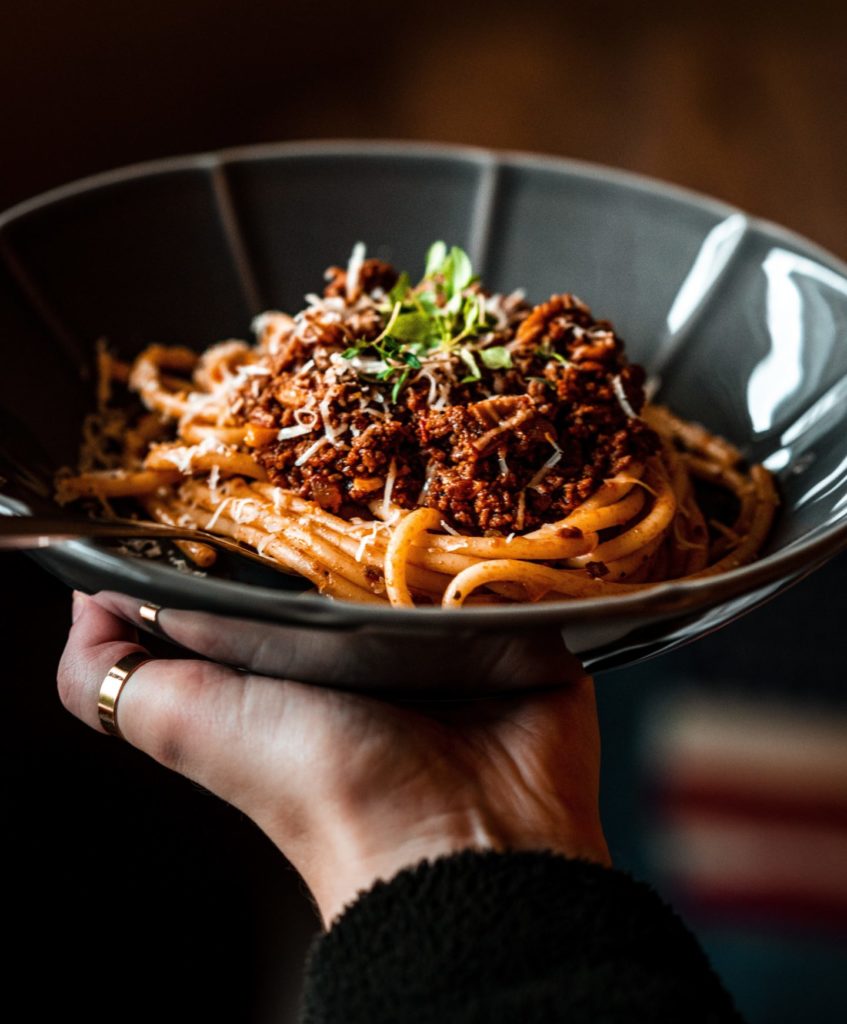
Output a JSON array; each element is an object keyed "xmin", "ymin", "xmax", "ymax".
[{"xmin": 56, "ymin": 243, "xmax": 778, "ymax": 608}]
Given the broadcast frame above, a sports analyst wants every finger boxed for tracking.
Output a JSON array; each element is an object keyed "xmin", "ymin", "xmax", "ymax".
[
  {"xmin": 87, "ymin": 591, "xmax": 587, "ymax": 695},
  {"xmin": 58, "ymin": 592, "xmax": 149, "ymax": 730},
  {"xmin": 59, "ymin": 593, "xmax": 250, "ymax": 767},
  {"xmin": 87, "ymin": 590, "xmax": 351, "ymax": 683},
  {"xmin": 57, "ymin": 593, "xmax": 335, "ymax": 817}
]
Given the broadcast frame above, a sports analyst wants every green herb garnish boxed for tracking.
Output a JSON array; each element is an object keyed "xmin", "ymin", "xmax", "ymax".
[
  {"xmin": 391, "ymin": 369, "xmax": 411, "ymax": 404},
  {"xmin": 536, "ymin": 343, "xmax": 571, "ymax": 367},
  {"xmin": 340, "ymin": 241, "xmax": 503, "ymax": 402},
  {"xmin": 480, "ymin": 346, "xmax": 513, "ymax": 370}
]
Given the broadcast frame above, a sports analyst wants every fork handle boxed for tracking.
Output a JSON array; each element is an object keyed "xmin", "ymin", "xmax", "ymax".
[{"xmin": 0, "ymin": 514, "xmax": 210, "ymax": 550}]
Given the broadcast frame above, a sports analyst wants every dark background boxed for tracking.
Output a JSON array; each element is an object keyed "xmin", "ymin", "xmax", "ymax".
[{"xmin": 3, "ymin": 3, "xmax": 847, "ymax": 1022}]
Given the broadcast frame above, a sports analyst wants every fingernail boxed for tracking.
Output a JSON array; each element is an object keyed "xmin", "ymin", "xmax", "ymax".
[{"xmin": 71, "ymin": 590, "xmax": 88, "ymax": 623}]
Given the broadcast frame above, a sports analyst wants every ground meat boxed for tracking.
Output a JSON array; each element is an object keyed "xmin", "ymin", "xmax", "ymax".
[
  {"xmin": 232, "ymin": 278, "xmax": 659, "ymax": 533},
  {"xmin": 417, "ymin": 383, "xmax": 654, "ymax": 531},
  {"xmin": 323, "ymin": 258, "xmax": 399, "ymax": 301},
  {"xmin": 515, "ymin": 294, "xmax": 607, "ymax": 354}
]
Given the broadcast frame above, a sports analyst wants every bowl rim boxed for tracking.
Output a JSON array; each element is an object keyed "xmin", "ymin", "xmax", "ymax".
[
  {"xmin": 6, "ymin": 136, "xmax": 847, "ymax": 276},
  {"xmin": 4, "ymin": 138, "xmax": 847, "ymax": 629}
]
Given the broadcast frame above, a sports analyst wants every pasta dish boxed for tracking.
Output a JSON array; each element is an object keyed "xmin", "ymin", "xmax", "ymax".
[{"xmin": 56, "ymin": 243, "xmax": 778, "ymax": 608}]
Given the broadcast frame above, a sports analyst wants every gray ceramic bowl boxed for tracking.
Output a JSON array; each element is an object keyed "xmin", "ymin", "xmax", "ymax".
[{"xmin": 2, "ymin": 141, "xmax": 847, "ymax": 691}]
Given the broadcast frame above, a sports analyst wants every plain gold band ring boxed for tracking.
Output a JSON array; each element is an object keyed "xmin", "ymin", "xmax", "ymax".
[
  {"xmin": 139, "ymin": 603, "xmax": 165, "ymax": 637},
  {"xmin": 98, "ymin": 652, "xmax": 152, "ymax": 739}
]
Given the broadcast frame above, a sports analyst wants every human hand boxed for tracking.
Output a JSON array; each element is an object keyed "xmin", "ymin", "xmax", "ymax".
[{"xmin": 58, "ymin": 591, "xmax": 610, "ymax": 926}]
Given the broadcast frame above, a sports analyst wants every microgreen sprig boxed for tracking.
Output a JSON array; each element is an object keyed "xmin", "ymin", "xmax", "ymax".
[
  {"xmin": 535, "ymin": 343, "xmax": 571, "ymax": 367},
  {"xmin": 341, "ymin": 242, "xmax": 513, "ymax": 401}
]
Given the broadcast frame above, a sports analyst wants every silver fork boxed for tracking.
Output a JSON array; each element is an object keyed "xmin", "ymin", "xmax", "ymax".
[{"xmin": 0, "ymin": 513, "xmax": 295, "ymax": 574}]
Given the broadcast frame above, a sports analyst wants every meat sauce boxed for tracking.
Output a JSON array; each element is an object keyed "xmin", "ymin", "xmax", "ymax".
[{"xmin": 233, "ymin": 254, "xmax": 658, "ymax": 535}]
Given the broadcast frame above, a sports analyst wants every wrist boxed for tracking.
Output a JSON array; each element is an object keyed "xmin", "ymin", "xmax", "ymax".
[
  {"xmin": 306, "ymin": 809, "xmax": 487, "ymax": 926},
  {"xmin": 304, "ymin": 804, "xmax": 609, "ymax": 927}
]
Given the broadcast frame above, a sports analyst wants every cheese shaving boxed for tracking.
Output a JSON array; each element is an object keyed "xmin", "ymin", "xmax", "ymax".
[
  {"xmin": 527, "ymin": 450, "xmax": 562, "ymax": 491},
  {"xmin": 612, "ymin": 375, "xmax": 638, "ymax": 420},
  {"xmin": 204, "ymin": 497, "xmax": 232, "ymax": 532},
  {"xmin": 277, "ymin": 423, "xmax": 314, "ymax": 441},
  {"xmin": 382, "ymin": 457, "xmax": 398, "ymax": 520},
  {"xmin": 346, "ymin": 241, "xmax": 366, "ymax": 300},
  {"xmin": 295, "ymin": 435, "xmax": 330, "ymax": 467}
]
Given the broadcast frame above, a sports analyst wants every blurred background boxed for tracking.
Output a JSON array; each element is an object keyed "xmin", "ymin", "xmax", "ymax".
[{"xmin": 3, "ymin": 2, "xmax": 847, "ymax": 1021}]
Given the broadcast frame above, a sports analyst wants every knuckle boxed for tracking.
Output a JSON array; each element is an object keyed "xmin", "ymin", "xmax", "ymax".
[
  {"xmin": 143, "ymin": 695, "xmax": 192, "ymax": 773},
  {"xmin": 154, "ymin": 735, "xmax": 186, "ymax": 775},
  {"xmin": 138, "ymin": 666, "xmax": 214, "ymax": 774}
]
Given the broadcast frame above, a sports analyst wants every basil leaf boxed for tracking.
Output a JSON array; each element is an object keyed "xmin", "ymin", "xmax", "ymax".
[
  {"xmin": 450, "ymin": 246, "xmax": 473, "ymax": 293},
  {"xmin": 416, "ymin": 292, "xmax": 439, "ymax": 316},
  {"xmin": 480, "ymin": 346, "xmax": 513, "ymax": 370},
  {"xmin": 403, "ymin": 351, "xmax": 422, "ymax": 368},
  {"xmin": 341, "ymin": 346, "xmax": 360, "ymax": 360},
  {"xmin": 392, "ymin": 312, "xmax": 437, "ymax": 344},
  {"xmin": 386, "ymin": 271, "xmax": 411, "ymax": 306},
  {"xmin": 425, "ymin": 241, "xmax": 447, "ymax": 277},
  {"xmin": 459, "ymin": 347, "xmax": 481, "ymax": 380},
  {"xmin": 463, "ymin": 297, "xmax": 480, "ymax": 332}
]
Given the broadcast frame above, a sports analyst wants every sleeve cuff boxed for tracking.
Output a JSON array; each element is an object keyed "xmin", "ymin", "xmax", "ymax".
[{"xmin": 299, "ymin": 849, "xmax": 743, "ymax": 1023}]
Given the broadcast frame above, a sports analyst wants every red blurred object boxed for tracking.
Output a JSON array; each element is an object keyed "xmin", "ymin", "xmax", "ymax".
[{"xmin": 645, "ymin": 695, "xmax": 847, "ymax": 933}]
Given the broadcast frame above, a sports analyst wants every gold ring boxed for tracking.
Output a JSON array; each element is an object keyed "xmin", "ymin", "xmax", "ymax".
[
  {"xmin": 98, "ymin": 652, "xmax": 152, "ymax": 739},
  {"xmin": 139, "ymin": 603, "xmax": 166, "ymax": 638}
]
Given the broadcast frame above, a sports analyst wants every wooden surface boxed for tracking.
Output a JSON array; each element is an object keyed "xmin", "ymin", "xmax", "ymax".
[{"xmin": 1, "ymin": 2, "xmax": 846, "ymax": 255}]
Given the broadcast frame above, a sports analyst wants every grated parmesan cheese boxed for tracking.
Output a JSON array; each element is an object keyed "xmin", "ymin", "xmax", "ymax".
[
  {"xmin": 416, "ymin": 460, "xmax": 437, "ymax": 503},
  {"xmin": 158, "ymin": 435, "xmax": 230, "ymax": 474},
  {"xmin": 295, "ymin": 435, "xmax": 330, "ymax": 466},
  {"xmin": 229, "ymin": 498, "xmax": 261, "ymax": 523},
  {"xmin": 256, "ymin": 534, "xmax": 275, "ymax": 556},
  {"xmin": 353, "ymin": 521, "xmax": 382, "ymax": 563},
  {"xmin": 346, "ymin": 241, "xmax": 366, "ymax": 300},
  {"xmin": 205, "ymin": 498, "xmax": 232, "ymax": 532},
  {"xmin": 294, "ymin": 405, "xmax": 318, "ymax": 428},
  {"xmin": 527, "ymin": 450, "xmax": 563, "ymax": 491},
  {"xmin": 319, "ymin": 395, "xmax": 349, "ymax": 446},
  {"xmin": 277, "ymin": 423, "xmax": 314, "ymax": 441},
  {"xmin": 612, "ymin": 375, "xmax": 638, "ymax": 419},
  {"xmin": 382, "ymin": 458, "xmax": 398, "ymax": 519}
]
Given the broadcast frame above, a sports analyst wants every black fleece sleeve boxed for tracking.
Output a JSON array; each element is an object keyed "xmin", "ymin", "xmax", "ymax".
[{"xmin": 299, "ymin": 850, "xmax": 743, "ymax": 1024}]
